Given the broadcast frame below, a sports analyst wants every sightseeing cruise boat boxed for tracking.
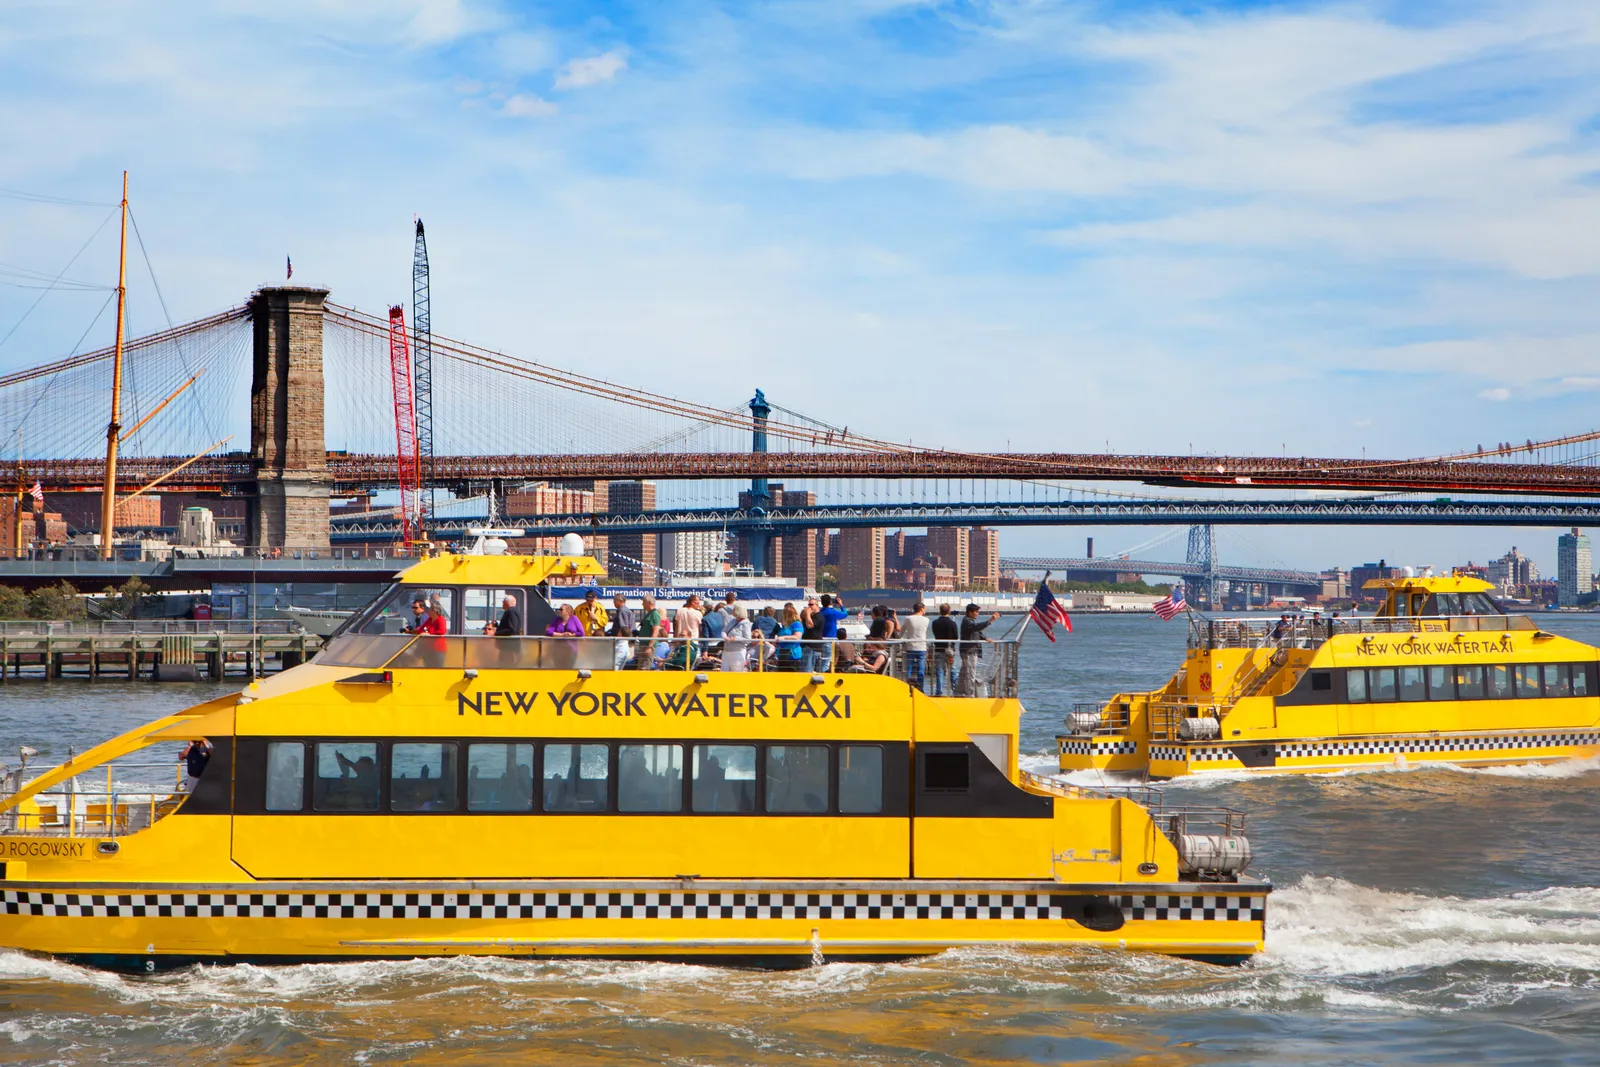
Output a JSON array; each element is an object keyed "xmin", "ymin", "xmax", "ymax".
[
  {"xmin": 0, "ymin": 550, "xmax": 1265, "ymax": 972},
  {"xmin": 1060, "ymin": 573, "xmax": 1600, "ymax": 779}
]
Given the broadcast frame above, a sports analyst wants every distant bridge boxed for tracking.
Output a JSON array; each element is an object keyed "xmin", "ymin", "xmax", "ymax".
[
  {"xmin": 323, "ymin": 497, "xmax": 1600, "ymax": 542},
  {"xmin": 1001, "ymin": 556, "xmax": 1320, "ymax": 587}
]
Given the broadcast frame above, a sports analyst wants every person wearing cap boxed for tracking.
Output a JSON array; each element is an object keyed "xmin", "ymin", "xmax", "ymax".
[
  {"xmin": 575, "ymin": 588, "xmax": 609, "ymax": 637},
  {"xmin": 958, "ymin": 603, "xmax": 1000, "ymax": 696}
]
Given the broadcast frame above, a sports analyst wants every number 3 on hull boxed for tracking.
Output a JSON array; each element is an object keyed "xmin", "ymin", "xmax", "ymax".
[
  {"xmin": 0, "ymin": 550, "xmax": 1266, "ymax": 971},
  {"xmin": 1061, "ymin": 574, "xmax": 1600, "ymax": 779}
]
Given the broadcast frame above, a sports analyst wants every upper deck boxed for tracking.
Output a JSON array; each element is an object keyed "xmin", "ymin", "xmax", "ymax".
[{"xmin": 313, "ymin": 551, "xmax": 1022, "ymax": 696}]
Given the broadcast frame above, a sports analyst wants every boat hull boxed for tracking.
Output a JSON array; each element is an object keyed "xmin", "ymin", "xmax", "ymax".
[
  {"xmin": 1061, "ymin": 728, "xmax": 1600, "ymax": 778},
  {"xmin": 0, "ymin": 879, "xmax": 1267, "ymax": 971}
]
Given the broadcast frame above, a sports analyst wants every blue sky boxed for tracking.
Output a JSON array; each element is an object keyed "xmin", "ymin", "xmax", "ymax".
[{"xmin": 1, "ymin": 0, "xmax": 1598, "ymax": 573}]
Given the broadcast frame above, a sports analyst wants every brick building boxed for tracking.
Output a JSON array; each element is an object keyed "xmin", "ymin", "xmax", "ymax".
[{"xmin": 838, "ymin": 526, "xmax": 886, "ymax": 590}]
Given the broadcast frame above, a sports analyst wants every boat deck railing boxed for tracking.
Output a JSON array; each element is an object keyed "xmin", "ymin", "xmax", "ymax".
[
  {"xmin": 1190, "ymin": 612, "xmax": 1538, "ymax": 652},
  {"xmin": 317, "ymin": 634, "xmax": 1022, "ymax": 697},
  {"xmin": 1063, "ymin": 701, "xmax": 1132, "ymax": 735},
  {"xmin": 0, "ymin": 759, "xmax": 187, "ymax": 838}
]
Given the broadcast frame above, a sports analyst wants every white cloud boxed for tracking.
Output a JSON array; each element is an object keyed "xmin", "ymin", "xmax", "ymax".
[
  {"xmin": 553, "ymin": 49, "xmax": 627, "ymax": 90},
  {"xmin": 1479, "ymin": 387, "xmax": 1512, "ymax": 401},
  {"xmin": 501, "ymin": 93, "xmax": 558, "ymax": 118}
]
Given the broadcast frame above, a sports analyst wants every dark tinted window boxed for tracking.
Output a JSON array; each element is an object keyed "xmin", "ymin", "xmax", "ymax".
[
  {"xmin": 692, "ymin": 744, "xmax": 756, "ymax": 813},
  {"xmin": 1311, "ymin": 672, "xmax": 1332, "ymax": 692},
  {"xmin": 1515, "ymin": 665, "xmax": 1541, "ymax": 698},
  {"xmin": 1487, "ymin": 665, "xmax": 1513, "ymax": 698},
  {"xmin": 390, "ymin": 742, "xmax": 457, "ymax": 812},
  {"xmin": 923, "ymin": 751, "xmax": 970, "ymax": 791},
  {"xmin": 1544, "ymin": 664, "xmax": 1572, "ymax": 698},
  {"xmin": 838, "ymin": 746, "xmax": 883, "ymax": 813},
  {"xmin": 1370, "ymin": 668, "xmax": 1397, "ymax": 701},
  {"xmin": 1455, "ymin": 665, "xmax": 1484, "ymax": 699},
  {"xmin": 265, "ymin": 741, "xmax": 305, "ymax": 812},
  {"xmin": 618, "ymin": 743, "xmax": 683, "ymax": 812},
  {"xmin": 1575, "ymin": 666, "xmax": 1591, "ymax": 697},
  {"xmin": 1398, "ymin": 667, "xmax": 1425, "ymax": 701},
  {"xmin": 766, "ymin": 745, "xmax": 830, "ymax": 813},
  {"xmin": 313, "ymin": 742, "xmax": 380, "ymax": 812},
  {"xmin": 1427, "ymin": 666, "xmax": 1453, "ymax": 700},
  {"xmin": 467, "ymin": 743, "xmax": 534, "ymax": 812},
  {"xmin": 543, "ymin": 743, "xmax": 609, "ymax": 812}
]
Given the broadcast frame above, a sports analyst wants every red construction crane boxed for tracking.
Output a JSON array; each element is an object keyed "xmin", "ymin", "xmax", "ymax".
[{"xmin": 386, "ymin": 305, "xmax": 422, "ymax": 545}]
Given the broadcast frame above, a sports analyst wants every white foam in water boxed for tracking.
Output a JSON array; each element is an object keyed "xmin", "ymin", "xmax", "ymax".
[
  {"xmin": 1266, "ymin": 876, "xmax": 1600, "ymax": 979},
  {"xmin": 1444, "ymin": 754, "xmax": 1600, "ymax": 781}
]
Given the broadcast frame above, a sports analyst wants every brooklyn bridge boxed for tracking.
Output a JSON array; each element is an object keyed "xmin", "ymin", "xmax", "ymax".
[{"xmin": 3, "ymin": 285, "xmax": 1598, "ymax": 586}]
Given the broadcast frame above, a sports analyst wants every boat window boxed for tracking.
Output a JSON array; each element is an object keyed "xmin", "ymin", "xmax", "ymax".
[
  {"xmin": 1486, "ymin": 665, "xmax": 1514, "ymax": 698},
  {"xmin": 387, "ymin": 637, "xmax": 465, "ymax": 671},
  {"xmin": 1311, "ymin": 672, "xmax": 1332, "ymax": 692},
  {"xmin": 340, "ymin": 584, "xmax": 414, "ymax": 636},
  {"xmin": 1455, "ymin": 665, "xmax": 1485, "ymax": 699},
  {"xmin": 1346, "ymin": 670, "xmax": 1368, "ymax": 702},
  {"xmin": 542, "ymin": 743, "xmax": 609, "ymax": 813},
  {"xmin": 1544, "ymin": 664, "xmax": 1572, "ymax": 698},
  {"xmin": 922, "ymin": 750, "xmax": 969, "ymax": 792},
  {"xmin": 691, "ymin": 745, "xmax": 756, "ymax": 813},
  {"xmin": 467, "ymin": 743, "xmax": 535, "ymax": 812},
  {"xmin": 1460, "ymin": 593, "xmax": 1503, "ymax": 616},
  {"xmin": 312, "ymin": 742, "xmax": 381, "ymax": 812},
  {"xmin": 264, "ymin": 741, "xmax": 306, "ymax": 811},
  {"xmin": 1398, "ymin": 667, "xmax": 1426, "ymax": 702},
  {"xmin": 839, "ymin": 746, "xmax": 884, "ymax": 813},
  {"xmin": 1370, "ymin": 668, "xmax": 1397, "ymax": 701},
  {"xmin": 391, "ymin": 743, "xmax": 458, "ymax": 812},
  {"xmin": 464, "ymin": 588, "xmax": 521, "ymax": 635},
  {"xmin": 1431, "ymin": 593, "xmax": 1461, "ymax": 616},
  {"xmin": 1426, "ymin": 666, "xmax": 1454, "ymax": 700},
  {"xmin": 765, "ymin": 745, "xmax": 829, "ymax": 813},
  {"xmin": 1574, "ymin": 666, "xmax": 1591, "ymax": 697},
  {"xmin": 1514, "ymin": 665, "xmax": 1542, "ymax": 698},
  {"xmin": 618, "ymin": 744, "xmax": 683, "ymax": 813}
]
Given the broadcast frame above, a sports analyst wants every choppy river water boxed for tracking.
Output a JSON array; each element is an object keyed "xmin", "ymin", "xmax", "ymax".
[{"xmin": 0, "ymin": 613, "xmax": 1597, "ymax": 1065}]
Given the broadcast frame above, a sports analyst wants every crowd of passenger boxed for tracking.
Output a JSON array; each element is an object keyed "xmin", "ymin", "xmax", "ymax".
[{"xmin": 402, "ymin": 587, "xmax": 1005, "ymax": 694}]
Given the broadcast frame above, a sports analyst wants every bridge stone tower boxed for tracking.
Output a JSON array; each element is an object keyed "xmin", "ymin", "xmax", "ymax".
[{"xmin": 248, "ymin": 287, "xmax": 331, "ymax": 550}]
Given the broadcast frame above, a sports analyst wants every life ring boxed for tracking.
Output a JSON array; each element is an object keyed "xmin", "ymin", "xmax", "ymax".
[{"xmin": 1199, "ymin": 672, "xmax": 1212, "ymax": 692}]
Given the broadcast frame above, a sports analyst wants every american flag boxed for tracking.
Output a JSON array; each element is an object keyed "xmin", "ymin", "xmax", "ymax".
[
  {"xmin": 1028, "ymin": 573, "xmax": 1072, "ymax": 642},
  {"xmin": 28, "ymin": 481, "xmax": 43, "ymax": 507},
  {"xmin": 1152, "ymin": 584, "xmax": 1186, "ymax": 621}
]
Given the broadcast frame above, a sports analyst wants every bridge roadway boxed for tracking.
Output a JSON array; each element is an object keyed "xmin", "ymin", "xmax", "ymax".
[
  {"xmin": 325, "ymin": 497, "xmax": 1600, "ymax": 541},
  {"xmin": 8, "ymin": 450, "xmax": 1600, "ymax": 496},
  {"xmin": 1000, "ymin": 556, "xmax": 1320, "ymax": 586}
]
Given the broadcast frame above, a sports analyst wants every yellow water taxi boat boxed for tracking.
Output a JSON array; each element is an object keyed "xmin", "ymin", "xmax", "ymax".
[
  {"xmin": 0, "ymin": 551, "xmax": 1265, "ymax": 972},
  {"xmin": 1060, "ymin": 573, "xmax": 1600, "ymax": 779}
]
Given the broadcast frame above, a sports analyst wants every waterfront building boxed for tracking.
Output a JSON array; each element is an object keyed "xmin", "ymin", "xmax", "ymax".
[
  {"xmin": 1557, "ymin": 528, "xmax": 1593, "ymax": 607},
  {"xmin": 927, "ymin": 528, "xmax": 970, "ymax": 587},
  {"xmin": 970, "ymin": 527, "xmax": 1000, "ymax": 591},
  {"xmin": 838, "ymin": 526, "xmax": 886, "ymax": 589}
]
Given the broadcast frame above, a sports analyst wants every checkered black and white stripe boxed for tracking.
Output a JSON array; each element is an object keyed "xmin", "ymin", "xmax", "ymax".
[
  {"xmin": 1151, "ymin": 745, "xmax": 1231, "ymax": 762},
  {"xmin": 1155, "ymin": 731, "xmax": 1600, "ymax": 765},
  {"xmin": 1, "ymin": 889, "xmax": 1264, "ymax": 924},
  {"xmin": 1277, "ymin": 731, "xmax": 1600, "ymax": 759},
  {"xmin": 1118, "ymin": 894, "xmax": 1265, "ymax": 922},
  {"xmin": 1059, "ymin": 739, "xmax": 1139, "ymax": 757}
]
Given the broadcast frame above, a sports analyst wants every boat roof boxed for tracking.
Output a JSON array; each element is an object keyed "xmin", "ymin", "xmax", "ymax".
[
  {"xmin": 1360, "ymin": 574, "xmax": 1494, "ymax": 593},
  {"xmin": 396, "ymin": 552, "xmax": 608, "ymax": 587}
]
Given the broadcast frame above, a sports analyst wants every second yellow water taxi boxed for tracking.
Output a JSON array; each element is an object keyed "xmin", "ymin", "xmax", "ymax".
[
  {"xmin": 1060, "ymin": 573, "xmax": 1600, "ymax": 779},
  {"xmin": 0, "ymin": 549, "xmax": 1266, "ymax": 971}
]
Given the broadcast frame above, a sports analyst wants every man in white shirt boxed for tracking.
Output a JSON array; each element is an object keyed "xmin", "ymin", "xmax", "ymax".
[{"xmin": 901, "ymin": 601, "xmax": 932, "ymax": 691}]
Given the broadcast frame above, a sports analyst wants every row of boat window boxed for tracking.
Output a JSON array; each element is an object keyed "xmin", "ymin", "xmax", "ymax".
[
  {"xmin": 1344, "ymin": 663, "xmax": 1591, "ymax": 703},
  {"xmin": 261, "ymin": 740, "xmax": 884, "ymax": 816}
]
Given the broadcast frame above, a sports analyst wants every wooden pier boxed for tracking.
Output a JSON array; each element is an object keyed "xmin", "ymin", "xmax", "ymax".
[{"xmin": 0, "ymin": 621, "xmax": 321, "ymax": 681}]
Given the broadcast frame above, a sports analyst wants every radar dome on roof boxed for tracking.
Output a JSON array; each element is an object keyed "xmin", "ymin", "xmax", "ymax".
[{"xmin": 558, "ymin": 533, "xmax": 586, "ymax": 556}]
